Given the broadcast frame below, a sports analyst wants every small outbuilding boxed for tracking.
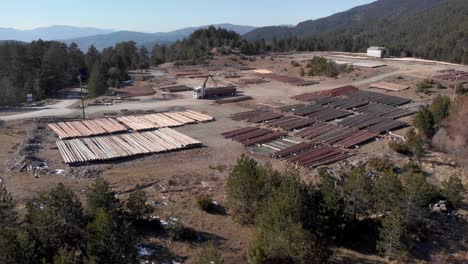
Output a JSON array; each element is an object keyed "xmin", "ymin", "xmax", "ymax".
[{"xmin": 367, "ymin": 46, "xmax": 389, "ymax": 59}]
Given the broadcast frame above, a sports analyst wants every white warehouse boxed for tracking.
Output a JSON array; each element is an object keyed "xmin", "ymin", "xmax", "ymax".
[{"xmin": 367, "ymin": 46, "xmax": 389, "ymax": 58}]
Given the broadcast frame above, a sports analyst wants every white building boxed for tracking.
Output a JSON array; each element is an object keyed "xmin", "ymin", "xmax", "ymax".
[{"xmin": 367, "ymin": 46, "xmax": 389, "ymax": 58}]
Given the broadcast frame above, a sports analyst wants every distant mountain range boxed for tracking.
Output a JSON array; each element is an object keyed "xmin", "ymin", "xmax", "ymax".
[
  {"xmin": 0, "ymin": 24, "xmax": 256, "ymax": 50},
  {"xmin": 65, "ymin": 23, "xmax": 256, "ymax": 50},
  {"xmin": 0, "ymin": 25, "xmax": 114, "ymax": 42}
]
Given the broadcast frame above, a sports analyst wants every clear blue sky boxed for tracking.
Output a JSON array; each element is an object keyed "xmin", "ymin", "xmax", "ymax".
[{"xmin": 0, "ymin": 0, "xmax": 376, "ymax": 32}]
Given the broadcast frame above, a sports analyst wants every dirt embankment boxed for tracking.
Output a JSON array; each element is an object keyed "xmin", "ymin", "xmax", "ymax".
[{"xmin": 433, "ymin": 96, "xmax": 468, "ymax": 179}]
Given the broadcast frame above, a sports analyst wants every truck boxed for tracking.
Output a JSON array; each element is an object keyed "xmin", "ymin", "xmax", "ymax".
[
  {"xmin": 192, "ymin": 75, "xmax": 237, "ymax": 99},
  {"xmin": 193, "ymin": 86, "xmax": 237, "ymax": 99}
]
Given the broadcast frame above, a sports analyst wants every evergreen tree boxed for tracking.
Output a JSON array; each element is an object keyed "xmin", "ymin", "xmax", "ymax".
[
  {"xmin": 87, "ymin": 62, "xmax": 107, "ymax": 97},
  {"xmin": 84, "ymin": 45, "xmax": 101, "ymax": 76},
  {"xmin": 372, "ymin": 172, "xmax": 403, "ymax": 214},
  {"xmin": 377, "ymin": 207, "xmax": 407, "ymax": 259},
  {"xmin": 226, "ymin": 155, "xmax": 280, "ymax": 224},
  {"xmin": 343, "ymin": 165, "xmax": 373, "ymax": 221},
  {"xmin": 318, "ymin": 169, "xmax": 345, "ymax": 239},
  {"xmin": 25, "ymin": 183, "xmax": 86, "ymax": 262},
  {"xmin": 126, "ymin": 185, "xmax": 154, "ymax": 220},
  {"xmin": 40, "ymin": 42, "xmax": 70, "ymax": 95},
  {"xmin": 137, "ymin": 47, "xmax": 150, "ymax": 69},
  {"xmin": 401, "ymin": 173, "xmax": 433, "ymax": 224},
  {"xmin": 85, "ymin": 178, "xmax": 121, "ymax": 217},
  {"xmin": 249, "ymin": 175, "xmax": 330, "ymax": 264},
  {"xmin": 53, "ymin": 248, "xmax": 80, "ymax": 264},
  {"xmin": 441, "ymin": 175, "xmax": 466, "ymax": 207},
  {"xmin": 413, "ymin": 107, "xmax": 435, "ymax": 139},
  {"xmin": 429, "ymin": 96, "xmax": 451, "ymax": 125},
  {"xmin": 67, "ymin": 42, "xmax": 85, "ymax": 84},
  {"xmin": 85, "ymin": 208, "xmax": 138, "ymax": 264},
  {"xmin": 0, "ymin": 183, "xmax": 17, "ymax": 230}
]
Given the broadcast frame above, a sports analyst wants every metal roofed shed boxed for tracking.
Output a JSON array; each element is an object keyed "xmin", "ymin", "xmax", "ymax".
[{"xmin": 367, "ymin": 46, "xmax": 389, "ymax": 59}]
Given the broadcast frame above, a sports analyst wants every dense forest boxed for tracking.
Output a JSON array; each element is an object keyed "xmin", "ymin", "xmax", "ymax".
[
  {"xmin": 245, "ymin": 0, "xmax": 468, "ymax": 64},
  {"xmin": 0, "ymin": 27, "xmax": 247, "ymax": 106},
  {"xmin": 150, "ymin": 26, "xmax": 256, "ymax": 65},
  {"xmin": 0, "ymin": 40, "xmax": 149, "ymax": 105}
]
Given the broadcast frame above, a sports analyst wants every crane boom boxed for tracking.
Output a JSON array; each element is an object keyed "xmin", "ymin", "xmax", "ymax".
[{"xmin": 202, "ymin": 75, "xmax": 217, "ymax": 88}]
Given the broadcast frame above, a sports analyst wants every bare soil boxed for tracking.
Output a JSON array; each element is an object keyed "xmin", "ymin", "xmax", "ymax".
[{"xmin": 1, "ymin": 52, "xmax": 467, "ymax": 263}]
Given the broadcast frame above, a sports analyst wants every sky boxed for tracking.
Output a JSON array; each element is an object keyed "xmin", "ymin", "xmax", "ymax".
[{"xmin": 0, "ymin": 0, "xmax": 376, "ymax": 32}]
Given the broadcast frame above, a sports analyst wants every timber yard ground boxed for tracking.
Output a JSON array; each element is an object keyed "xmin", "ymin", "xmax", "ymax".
[{"xmin": 1, "ymin": 51, "xmax": 467, "ymax": 263}]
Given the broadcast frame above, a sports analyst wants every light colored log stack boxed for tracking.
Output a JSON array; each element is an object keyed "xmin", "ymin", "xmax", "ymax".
[
  {"xmin": 56, "ymin": 128, "xmax": 202, "ymax": 164},
  {"xmin": 48, "ymin": 110, "xmax": 214, "ymax": 138},
  {"xmin": 48, "ymin": 118, "xmax": 128, "ymax": 139},
  {"xmin": 116, "ymin": 110, "xmax": 214, "ymax": 131}
]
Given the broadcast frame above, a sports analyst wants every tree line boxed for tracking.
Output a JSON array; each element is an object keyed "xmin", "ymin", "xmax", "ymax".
[
  {"xmin": 226, "ymin": 154, "xmax": 465, "ymax": 263},
  {"xmin": 0, "ymin": 40, "xmax": 150, "ymax": 105}
]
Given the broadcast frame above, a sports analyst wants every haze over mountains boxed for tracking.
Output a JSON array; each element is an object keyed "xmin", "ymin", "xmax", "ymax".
[{"xmin": 0, "ymin": 24, "xmax": 257, "ymax": 50}]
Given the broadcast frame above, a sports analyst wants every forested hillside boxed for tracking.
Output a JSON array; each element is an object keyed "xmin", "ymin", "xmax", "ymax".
[
  {"xmin": 245, "ymin": 0, "xmax": 468, "ymax": 64},
  {"xmin": 150, "ymin": 26, "xmax": 254, "ymax": 65},
  {"xmin": 0, "ymin": 27, "xmax": 245, "ymax": 106},
  {"xmin": 0, "ymin": 40, "xmax": 149, "ymax": 105}
]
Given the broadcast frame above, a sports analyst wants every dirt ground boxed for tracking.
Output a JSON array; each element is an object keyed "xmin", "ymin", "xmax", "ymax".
[{"xmin": 1, "ymin": 51, "xmax": 467, "ymax": 263}]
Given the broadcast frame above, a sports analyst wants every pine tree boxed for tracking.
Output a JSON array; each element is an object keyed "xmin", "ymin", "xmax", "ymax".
[
  {"xmin": 249, "ymin": 175, "xmax": 330, "ymax": 264},
  {"xmin": 85, "ymin": 178, "xmax": 121, "ymax": 217},
  {"xmin": 87, "ymin": 62, "xmax": 107, "ymax": 97},
  {"xmin": 429, "ymin": 96, "xmax": 451, "ymax": 125},
  {"xmin": 401, "ymin": 173, "xmax": 433, "ymax": 224},
  {"xmin": 377, "ymin": 208, "xmax": 407, "ymax": 259},
  {"xmin": 0, "ymin": 183, "xmax": 17, "ymax": 230},
  {"xmin": 441, "ymin": 175, "xmax": 466, "ymax": 207},
  {"xmin": 343, "ymin": 165, "xmax": 373, "ymax": 221},
  {"xmin": 226, "ymin": 155, "xmax": 280, "ymax": 224},
  {"xmin": 413, "ymin": 107, "xmax": 435, "ymax": 139},
  {"xmin": 85, "ymin": 208, "xmax": 138, "ymax": 264},
  {"xmin": 126, "ymin": 185, "xmax": 154, "ymax": 220},
  {"xmin": 372, "ymin": 172, "xmax": 403, "ymax": 214},
  {"xmin": 85, "ymin": 45, "xmax": 101, "ymax": 72},
  {"xmin": 25, "ymin": 183, "xmax": 85, "ymax": 262},
  {"xmin": 318, "ymin": 169, "xmax": 345, "ymax": 239}
]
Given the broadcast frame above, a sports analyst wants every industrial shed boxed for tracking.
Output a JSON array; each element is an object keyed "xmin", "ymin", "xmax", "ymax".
[{"xmin": 367, "ymin": 47, "xmax": 389, "ymax": 58}]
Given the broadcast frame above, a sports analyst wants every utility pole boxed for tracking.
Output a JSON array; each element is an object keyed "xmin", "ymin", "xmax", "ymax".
[
  {"xmin": 78, "ymin": 74, "xmax": 85, "ymax": 120},
  {"xmin": 453, "ymin": 74, "xmax": 460, "ymax": 101}
]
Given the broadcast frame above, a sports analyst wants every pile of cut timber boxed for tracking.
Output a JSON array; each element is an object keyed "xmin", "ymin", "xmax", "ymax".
[
  {"xmin": 370, "ymin": 81, "xmax": 409, "ymax": 91},
  {"xmin": 160, "ymin": 85, "xmax": 192, "ymax": 93},
  {"xmin": 117, "ymin": 110, "xmax": 214, "ymax": 131},
  {"xmin": 215, "ymin": 96, "xmax": 252, "ymax": 104},
  {"xmin": 56, "ymin": 128, "xmax": 201, "ymax": 164},
  {"xmin": 48, "ymin": 119, "xmax": 127, "ymax": 139}
]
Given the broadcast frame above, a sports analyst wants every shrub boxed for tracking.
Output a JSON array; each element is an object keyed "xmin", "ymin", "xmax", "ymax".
[
  {"xmin": 306, "ymin": 56, "xmax": 339, "ymax": 77},
  {"xmin": 291, "ymin": 61, "xmax": 300, "ymax": 67},
  {"xmin": 389, "ymin": 141, "xmax": 411, "ymax": 156},
  {"xmin": 197, "ymin": 195, "xmax": 215, "ymax": 213},
  {"xmin": 389, "ymin": 130, "xmax": 424, "ymax": 158},
  {"xmin": 413, "ymin": 107, "xmax": 435, "ymax": 139},
  {"xmin": 416, "ymin": 79, "xmax": 434, "ymax": 93},
  {"xmin": 441, "ymin": 176, "xmax": 466, "ymax": 207},
  {"xmin": 402, "ymin": 161, "xmax": 422, "ymax": 174},
  {"xmin": 454, "ymin": 83, "xmax": 467, "ymax": 94},
  {"xmin": 368, "ymin": 157, "xmax": 395, "ymax": 173},
  {"xmin": 429, "ymin": 96, "xmax": 451, "ymax": 125},
  {"xmin": 193, "ymin": 244, "xmax": 224, "ymax": 264}
]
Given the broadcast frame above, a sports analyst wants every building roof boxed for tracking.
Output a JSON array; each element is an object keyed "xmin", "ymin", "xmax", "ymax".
[{"xmin": 368, "ymin": 46, "xmax": 387, "ymax": 51}]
